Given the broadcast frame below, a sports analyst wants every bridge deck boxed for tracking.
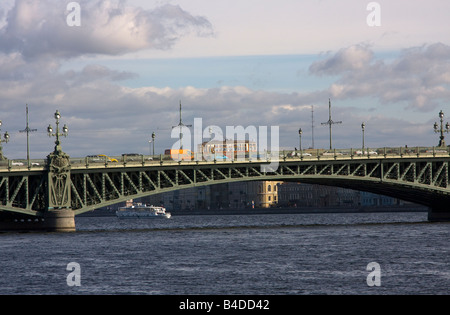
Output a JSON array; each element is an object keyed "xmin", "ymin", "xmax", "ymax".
[
  {"xmin": 1, "ymin": 147, "xmax": 449, "ymax": 172},
  {"xmin": 1, "ymin": 147, "xmax": 450, "ymax": 223}
]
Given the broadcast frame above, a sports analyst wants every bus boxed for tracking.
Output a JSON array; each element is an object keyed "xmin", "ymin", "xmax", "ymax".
[{"xmin": 164, "ymin": 149, "xmax": 194, "ymax": 161}]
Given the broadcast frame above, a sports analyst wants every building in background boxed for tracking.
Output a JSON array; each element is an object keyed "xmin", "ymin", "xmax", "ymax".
[
  {"xmin": 248, "ymin": 181, "xmax": 283, "ymax": 208},
  {"xmin": 141, "ymin": 181, "xmax": 408, "ymax": 211},
  {"xmin": 143, "ymin": 181, "xmax": 282, "ymax": 211}
]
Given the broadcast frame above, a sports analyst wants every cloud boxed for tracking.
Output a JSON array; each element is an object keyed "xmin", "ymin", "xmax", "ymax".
[
  {"xmin": 309, "ymin": 45, "xmax": 374, "ymax": 76},
  {"xmin": 310, "ymin": 43, "xmax": 450, "ymax": 111},
  {"xmin": 0, "ymin": 1, "xmax": 446, "ymax": 157},
  {"xmin": 0, "ymin": 0, "xmax": 213, "ymax": 60}
]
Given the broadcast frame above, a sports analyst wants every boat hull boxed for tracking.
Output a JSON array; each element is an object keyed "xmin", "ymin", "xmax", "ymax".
[{"xmin": 116, "ymin": 212, "xmax": 171, "ymax": 219}]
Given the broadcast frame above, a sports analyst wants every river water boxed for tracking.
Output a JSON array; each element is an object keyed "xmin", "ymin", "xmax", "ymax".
[{"xmin": 0, "ymin": 211, "xmax": 448, "ymax": 295}]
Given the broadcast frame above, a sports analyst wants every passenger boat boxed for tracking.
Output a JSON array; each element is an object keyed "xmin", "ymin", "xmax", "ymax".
[{"xmin": 116, "ymin": 203, "xmax": 171, "ymax": 219}]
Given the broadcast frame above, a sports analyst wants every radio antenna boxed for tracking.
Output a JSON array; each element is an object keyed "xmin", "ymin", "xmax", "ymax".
[{"xmin": 321, "ymin": 99, "xmax": 342, "ymax": 150}]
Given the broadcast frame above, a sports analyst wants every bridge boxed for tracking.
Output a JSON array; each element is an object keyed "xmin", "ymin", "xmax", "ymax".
[{"xmin": 1, "ymin": 144, "xmax": 450, "ymax": 232}]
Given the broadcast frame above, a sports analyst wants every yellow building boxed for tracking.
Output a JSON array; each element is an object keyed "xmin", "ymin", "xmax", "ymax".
[{"xmin": 248, "ymin": 181, "xmax": 283, "ymax": 208}]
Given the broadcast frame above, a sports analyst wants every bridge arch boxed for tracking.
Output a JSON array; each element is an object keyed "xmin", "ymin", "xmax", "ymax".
[
  {"xmin": 1, "ymin": 157, "xmax": 450, "ymax": 224},
  {"xmin": 69, "ymin": 158, "xmax": 450, "ymax": 221}
]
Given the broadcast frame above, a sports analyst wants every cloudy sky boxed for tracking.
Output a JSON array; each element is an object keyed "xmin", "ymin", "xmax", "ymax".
[{"xmin": 1, "ymin": 0, "xmax": 450, "ymax": 159}]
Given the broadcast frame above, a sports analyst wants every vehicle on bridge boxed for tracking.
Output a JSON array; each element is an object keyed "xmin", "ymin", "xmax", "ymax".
[
  {"xmin": 99, "ymin": 154, "xmax": 118, "ymax": 162},
  {"xmin": 164, "ymin": 149, "xmax": 194, "ymax": 161},
  {"xmin": 290, "ymin": 151, "xmax": 312, "ymax": 157},
  {"xmin": 355, "ymin": 150, "xmax": 378, "ymax": 156},
  {"xmin": 87, "ymin": 155, "xmax": 118, "ymax": 163}
]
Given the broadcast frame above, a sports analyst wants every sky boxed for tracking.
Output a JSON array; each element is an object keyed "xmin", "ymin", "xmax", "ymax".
[{"xmin": 1, "ymin": 0, "xmax": 450, "ymax": 159}]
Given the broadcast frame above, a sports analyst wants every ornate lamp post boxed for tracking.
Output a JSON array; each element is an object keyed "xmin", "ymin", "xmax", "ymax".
[
  {"xmin": 46, "ymin": 110, "xmax": 71, "ymax": 211},
  {"xmin": 151, "ymin": 131, "xmax": 156, "ymax": 156},
  {"xmin": 298, "ymin": 128, "xmax": 303, "ymax": 154},
  {"xmin": 434, "ymin": 110, "xmax": 449, "ymax": 147},
  {"xmin": 148, "ymin": 132, "xmax": 156, "ymax": 156},
  {"xmin": 44, "ymin": 110, "xmax": 74, "ymax": 231},
  {"xmin": 0, "ymin": 120, "xmax": 10, "ymax": 160},
  {"xmin": 361, "ymin": 122, "xmax": 366, "ymax": 151},
  {"xmin": 47, "ymin": 110, "xmax": 68, "ymax": 154}
]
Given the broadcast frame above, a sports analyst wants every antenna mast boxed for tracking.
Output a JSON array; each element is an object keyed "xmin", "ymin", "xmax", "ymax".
[
  {"xmin": 321, "ymin": 99, "xmax": 342, "ymax": 150},
  {"xmin": 311, "ymin": 105, "xmax": 315, "ymax": 149},
  {"xmin": 19, "ymin": 104, "xmax": 37, "ymax": 165},
  {"xmin": 172, "ymin": 101, "xmax": 192, "ymax": 150}
]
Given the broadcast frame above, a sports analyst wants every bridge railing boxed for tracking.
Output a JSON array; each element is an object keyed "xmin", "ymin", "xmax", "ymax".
[{"xmin": 1, "ymin": 146, "xmax": 450, "ymax": 171}]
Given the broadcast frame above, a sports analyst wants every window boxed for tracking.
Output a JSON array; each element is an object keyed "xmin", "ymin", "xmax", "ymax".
[{"xmin": 268, "ymin": 185, "xmax": 271, "ymax": 192}]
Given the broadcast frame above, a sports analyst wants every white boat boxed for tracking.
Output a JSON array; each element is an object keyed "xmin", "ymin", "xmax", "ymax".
[{"xmin": 116, "ymin": 203, "xmax": 171, "ymax": 219}]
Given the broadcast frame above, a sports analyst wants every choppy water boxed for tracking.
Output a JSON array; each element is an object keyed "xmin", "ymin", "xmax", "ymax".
[{"xmin": 0, "ymin": 212, "xmax": 448, "ymax": 295}]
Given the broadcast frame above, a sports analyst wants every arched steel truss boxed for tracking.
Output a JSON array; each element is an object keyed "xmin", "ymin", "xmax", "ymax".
[{"xmin": 1, "ymin": 156, "xmax": 450, "ymax": 219}]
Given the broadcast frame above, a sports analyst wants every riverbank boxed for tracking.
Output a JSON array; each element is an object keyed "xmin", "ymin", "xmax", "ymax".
[
  {"xmin": 79, "ymin": 205, "xmax": 428, "ymax": 217},
  {"xmin": 170, "ymin": 205, "xmax": 428, "ymax": 216}
]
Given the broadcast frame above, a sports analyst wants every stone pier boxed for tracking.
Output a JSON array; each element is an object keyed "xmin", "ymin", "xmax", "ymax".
[
  {"xmin": 0, "ymin": 210, "xmax": 75, "ymax": 233},
  {"xmin": 428, "ymin": 209, "xmax": 450, "ymax": 222}
]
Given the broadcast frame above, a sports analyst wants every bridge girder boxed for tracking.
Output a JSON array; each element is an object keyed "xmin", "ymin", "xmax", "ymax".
[
  {"xmin": 1, "ymin": 157, "xmax": 450, "ymax": 219},
  {"xmin": 68, "ymin": 157, "xmax": 450, "ymax": 215}
]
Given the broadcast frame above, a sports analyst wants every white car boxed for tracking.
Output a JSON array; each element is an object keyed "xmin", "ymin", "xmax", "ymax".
[
  {"xmin": 290, "ymin": 151, "xmax": 312, "ymax": 157},
  {"xmin": 11, "ymin": 161, "xmax": 24, "ymax": 166},
  {"xmin": 323, "ymin": 151, "xmax": 343, "ymax": 156},
  {"xmin": 356, "ymin": 150, "xmax": 378, "ymax": 155}
]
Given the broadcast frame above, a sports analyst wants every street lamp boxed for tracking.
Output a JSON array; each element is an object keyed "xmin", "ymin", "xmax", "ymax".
[
  {"xmin": 361, "ymin": 122, "xmax": 366, "ymax": 151},
  {"xmin": 434, "ymin": 110, "xmax": 449, "ymax": 147},
  {"xmin": 149, "ymin": 132, "xmax": 156, "ymax": 156},
  {"xmin": 0, "ymin": 120, "xmax": 10, "ymax": 160},
  {"xmin": 47, "ymin": 110, "xmax": 68, "ymax": 153},
  {"xmin": 298, "ymin": 128, "xmax": 303, "ymax": 156}
]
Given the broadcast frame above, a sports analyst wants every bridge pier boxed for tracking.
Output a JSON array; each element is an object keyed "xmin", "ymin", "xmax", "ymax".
[
  {"xmin": 0, "ymin": 210, "xmax": 75, "ymax": 233},
  {"xmin": 428, "ymin": 208, "xmax": 450, "ymax": 222}
]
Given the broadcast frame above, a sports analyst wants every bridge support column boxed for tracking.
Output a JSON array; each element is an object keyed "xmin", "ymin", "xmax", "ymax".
[
  {"xmin": 428, "ymin": 207, "xmax": 450, "ymax": 222},
  {"xmin": 0, "ymin": 210, "xmax": 75, "ymax": 232},
  {"xmin": 42, "ymin": 210, "xmax": 76, "ymax": 232}
]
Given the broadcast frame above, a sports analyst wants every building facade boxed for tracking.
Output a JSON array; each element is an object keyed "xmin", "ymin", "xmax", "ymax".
[
  {"xmin": 141, "ymin": 181, "xmax": 407, "ymax": 211},
  {"xmin": 142, "ymin": 181, "xmax": 282, "ymax": 211}
]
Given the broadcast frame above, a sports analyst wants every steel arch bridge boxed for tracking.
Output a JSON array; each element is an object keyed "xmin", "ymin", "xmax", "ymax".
[{"xmin": 1, "ymin": 149, "xmax": 450, "ymax": 231}]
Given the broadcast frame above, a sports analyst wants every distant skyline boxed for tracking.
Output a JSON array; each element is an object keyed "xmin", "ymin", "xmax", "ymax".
[{"xmin": 1, "ymin": 0, "xmax": 450, "ymax": 158}]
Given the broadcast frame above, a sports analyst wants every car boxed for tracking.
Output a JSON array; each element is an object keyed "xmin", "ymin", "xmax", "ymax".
[
  {"xmin": 290, "ymin": 151, "xmax": 312, "ymax": 157},
  {"xmin": 87, "ymin": 155, "xmax": 118, "ymax": 163},
  {"xmin": 355, "ymin": 150, "xmax": 378, "ymax": 156},
  {"xmin": 122, "ymin": 153, "xmax": 144, "ymax": 161},
  {"xmin": 11, "ymin": 161, "xmax": 24, "ymax": 166},
  {"xmin": 322, "ymin": 151, "xmax": 343, "ymax": 156},
  {"xmin": 98, "ymin": 154, "xmax": 118, "ymax": 162},
  {"xmin": 87, "ymin": 155, "xmax": 102, "ymax": 162}
]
